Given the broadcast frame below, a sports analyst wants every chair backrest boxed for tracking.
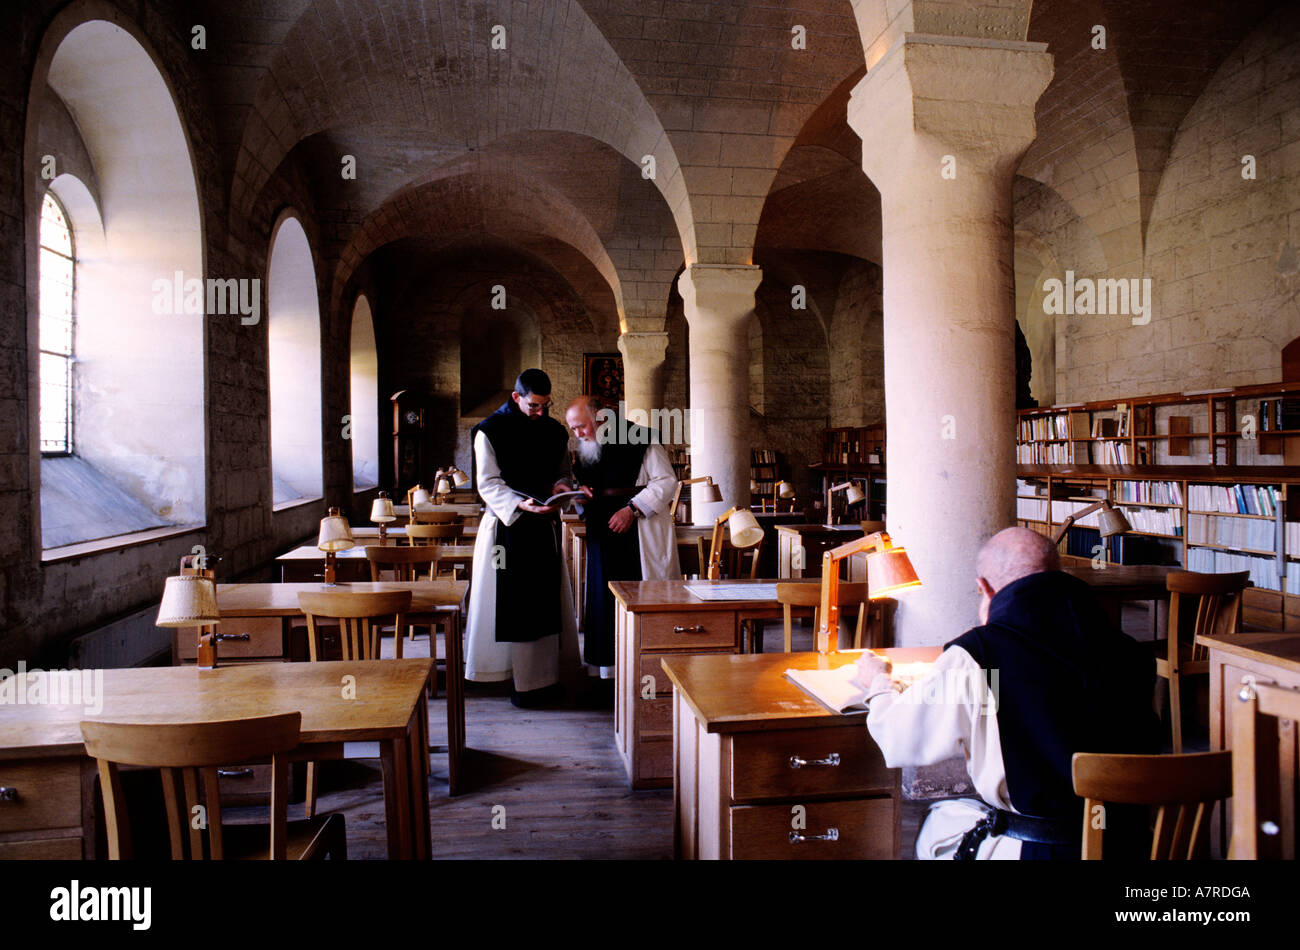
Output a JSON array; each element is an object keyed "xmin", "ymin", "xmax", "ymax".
[
  {"xmin": 410, "ymin": 509, "xmax": 459, "ymax": 525},
  {"xmin": 774, "ymin": 582, "xmax": 868, "ymax": 652},
  {"xmin": 1072, "ymin": 751, "xmax": 1232, "ymax": 859},
  {"xmin": 81, "ymin": 713, "xmax": 302, "ymax": 860},
  {"xmin": 366, "ymin": 544, "xmax": 438, "ymax": 581},
  {"xmin": 297, "ymin": 589, "xmax": 412, "ymax": 661},
  {"xmin": 406, "ymin": 523, "xmax": 462, "ymax": 546},
  {"xmin": 700, "ymin": 534, "xmax": 764, "ymax": 580},
  {"xmin": 1230, "ymin": 681, "xmax": 1300, "ymax": 859},
  {"xmin": 1166, "ymin": 570, "xmax": 1248, "ymax": 661}
]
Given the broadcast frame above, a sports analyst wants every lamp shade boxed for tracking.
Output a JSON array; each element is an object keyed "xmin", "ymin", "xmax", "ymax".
[
  {"xmin": 370, "ymin": 495, "xmax": 396, "ymax": 523},
  {"xmin": 156, "ymin": 575, "xmax": 220, "ymax": 627},
  {"xmin": 867, "ymin": 546, "xmax": 922, "ymax": 600},
  {"xmin": 1098, "ymin": 505, "xmax": 1131, "ymax": 537},
  {"xmin": 695, "ymin": 480, "xmax": 722, "ymax": 504},
  {"xmin": 451, "ymin": 467, "xmax": 470, "ymax": 487},
  {"xmin": 845, "ymin": 483, "xmax": 866, "ymax": 505},
  {"xmin": 411, "ymin": 486, "xmax": 432, "ymax": 507},
  {"xmin": 435, "ymin": 477, "xmax": 452, "ymax": 494},
  {"xmin": 777, "ymin": 481, "xmax": 795, "ymax": 499},
  {"xmin": 728, "ymin": 508, "xmax": 764, "ymax": 548},
  {"xmin": 318, "ymin": 508, "xmax": 355, "ymax": 552}
]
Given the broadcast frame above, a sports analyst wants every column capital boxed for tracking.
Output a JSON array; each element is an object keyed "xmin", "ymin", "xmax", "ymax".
[
  {"xmin": 617, "ymin": 330, "xmax": 670, "ymax": 363},
  {"xmin": 848, "ymin": 35, "xmax": 1053, "ymax": 189},
  {"xmin": 677, "ymin": 263, "xmax": 763, "ymax": 324}
]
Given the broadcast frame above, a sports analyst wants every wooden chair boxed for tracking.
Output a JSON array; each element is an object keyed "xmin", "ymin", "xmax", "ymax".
[
  {"xmin": 297, "ymin": 590, "xmax": 415, "ymax": 818},
  {"xmin": 80, "ymin": 712, "xmax": 346, "ymax": 860},
  {"xmin": 366, "ymin": 544, "xmax": 439, "ymax": 583},
  {"xmin": 1156, "ymin": 570, "xmax": 1249, "ymax": 752},
  {"xmin": 699, "ymin": 534, "xmax": 764, "ymax": 580},
  {"xmin": 411, "ymin": 508, "xmax": 459, "ymax": 525},
  {"xmin": 1072, "ymin": 750, "xmax": 1232, "ymax": 859},
  {"xmin": 1229, "ymin": 681, "xmax": 1300, "ymax": 859},
  {"xmin": 774, "ymin": 582, "xmax": 875, "ymax": 652},
  {"xmin": 406, "ymin": 523, "xmax": 463, "ymax": 548}
]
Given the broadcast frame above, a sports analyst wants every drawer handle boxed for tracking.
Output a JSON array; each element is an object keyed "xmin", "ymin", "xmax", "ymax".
[
  {"xmin": 215, "ymin": 633, "xmax": 251, "ymax": 642},
  {"xmin": 789, "ymin": 753, "xmax": 841, "ymax": 769},
  {"xmin": 672, "ymin": 624, "xmax": 706, "ymax": 634},
  {"xmin": 0, "ymin": 786, "xmax": 17, "ymax": 802},
  {"xmin": 217, "ymin": 768, "xmax": 254, "ymax": 779},
  {"xmin": 790, "ymin": 828, "xmax": 839, "ymax": 844}
]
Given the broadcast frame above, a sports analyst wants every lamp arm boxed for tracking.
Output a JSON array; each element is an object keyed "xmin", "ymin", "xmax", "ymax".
[
  {"xmin": 671, "ymin": 481, "xmax": 684, "ymax": 522},
  {"xmin": 816, "ymin": 533, "xmax": 885, "ymax": 651},
  {"xmin": 707, "ymin": 507, "xmax": 738, "ymax": 580},
  {"xmin": 1051, "ymin": 499, "xmax": 1105, "ymax": 545}
]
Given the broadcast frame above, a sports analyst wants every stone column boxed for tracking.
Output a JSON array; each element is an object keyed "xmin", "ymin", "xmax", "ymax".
[
  {"xmin": 678, "ymin": 264, "xmax": 763, "ymax": 524},
  {"xmin": 847, "ymin": 36, "xmax": 1053, "ymax": 645},
  {"xmin": 617, "ymin": 330, "xmax": 669, "ymax": 421}
]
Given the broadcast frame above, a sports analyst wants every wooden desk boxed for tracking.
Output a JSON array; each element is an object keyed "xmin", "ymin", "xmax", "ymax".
[
  {"xmin": 1199, "ymin": 631, "xmax": 1300, "ymax": 857},
  {"xmin": 217, "ymin": 581, "xmax": 468, "ymax": 795},
  {"xmin": 775, "ymin": 524, "xmax": 865, "ymax": 579},
  {"xmin": 0, "ymin": 660, "xmax": 433, "ymax": 859},
  {"xmin": 353, "ymin": 525, "xmax": 478, "ymax": 540},
  {"xmin": 663, "ymin": 649, "xmax": 940, "ymax": 859},
  {"xmin": 276, "ymin": 544, "xmax": 475, "ymax": 583},
  {"xmin": 1060, "ymin": 561, "xmax": 1179, "ymax": 631},
  {"xmin": 610, "ymin": 579, "xmax": 820, "ymax": 788}
]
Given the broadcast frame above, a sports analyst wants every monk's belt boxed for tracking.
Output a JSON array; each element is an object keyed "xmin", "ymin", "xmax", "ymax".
[{"xmin": 954, "ymin": 806, "xmax": 1074, "ymax": 860}]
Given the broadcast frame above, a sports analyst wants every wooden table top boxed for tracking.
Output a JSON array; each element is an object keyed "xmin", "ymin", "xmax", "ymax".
[
  {"xmin": 1196, "ymin": 631, "xmax": 1300, "ymax": 676},
  {"xmin": 0, "ymin": 659, "xmax": 433, "ymax": 758},
  {"xmin": 610, "ymin": 578, "xmax": 821, "ymax": 611},
  {"xmin": 276, "ymin": 544, "xmax": 475, "ymax": 562},
  {"xmin": 217, "ymin": 580, "xmax": 468, "ymax": 617},
  {"xmin": 394, "ymin": 503, "xmax": 483, "ymax": 516},
  {"xmin": 775, "ymin": 524, "xmax": 865, "ymax": 535},
  {"xmin": 661, "ymin": 648, "xmax": 942, "ymax": 734},
  {"xmin": 1060, "ymin": 562, "xmax": 1180, "ymax": 594}
]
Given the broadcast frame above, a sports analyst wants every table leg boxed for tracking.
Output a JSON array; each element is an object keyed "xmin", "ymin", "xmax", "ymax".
[
  {"xmin": 447, "ymin": 610, "xmax": 465, "ymax": 795},
  {"xmin": 408, "ymin": 698, "xmax": 431, "ymax": 859},
  {"xmin": 381, "ymin": 735, "xmax": 413, "ymax": 859}
]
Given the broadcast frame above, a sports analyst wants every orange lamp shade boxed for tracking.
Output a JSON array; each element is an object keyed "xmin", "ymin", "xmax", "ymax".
[{"xmin": 866, "ymin": 545, "xmax": 921, "ymax": 599}]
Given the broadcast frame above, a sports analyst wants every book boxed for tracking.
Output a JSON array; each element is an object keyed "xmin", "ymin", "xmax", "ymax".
[{"xmin": 512, "ymin": 488, "xmax": 589, "ymax": 508}]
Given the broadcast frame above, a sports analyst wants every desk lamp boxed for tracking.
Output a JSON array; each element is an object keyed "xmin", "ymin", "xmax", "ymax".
[
  {"xmin": 1051, "ymin": 498, "xmax": 1131, "ymax": 546},
  {"xmin": 706, "ymin": 506, "xmax": 765, "ymax": 580},
  {"xmin": 671, "ymin": 476, "xmax": 721, "ymax": 523},
  {"xmin": 157, "ymin": 554, "xmax": 223, "ymax": 669},
  {"xmin": 318, "ymin": 507, "xmax": 354, "ymax": 586},
  {"xmin": 370, "ymin": 491, "xmax": 397, "ymax": 545},
  {"xmin": 825, "ymin": 480, "xmax": 866, "ymax": 527},
  {"xmin": 449, "ymin": 466, "xmax": 470, "ymax": 488},
  {"xmin": 772, "ymin": 481, "xmax": 795, "ymax": 511},
  {"xmin": 435, "ymin": 476, "xmax": 453, "ymax": 503},
  {"xmin": 816, "ymin": 531, "xmax": 921, "ymax": 653},
  {"xmin": 408, "ymin": 484, "xmax": 432, "ymax": 522}
]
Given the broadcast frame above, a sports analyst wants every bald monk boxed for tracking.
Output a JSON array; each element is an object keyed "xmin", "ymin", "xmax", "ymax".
[
  {"xmin": 564, "ymin": 396, "xmax": 681, "ymax": 685},
  {"xmin": 856, "ymin": 527, "xmax": 1159, "ymax": 859}
]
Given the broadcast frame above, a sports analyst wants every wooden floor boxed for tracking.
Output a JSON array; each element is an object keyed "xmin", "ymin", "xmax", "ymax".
[{"xmin": 298, "ymin": 602, "xmax": 1185, "ymax": 859}]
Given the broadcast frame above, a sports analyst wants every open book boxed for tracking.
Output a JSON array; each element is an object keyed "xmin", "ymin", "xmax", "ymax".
[
  {"xmin": 512, "ymin": 488, "xmax": 589, "ymax": 508},
  {"xmin": 785, "ymin": 664, "xmax": 877, "ymax": 713}
]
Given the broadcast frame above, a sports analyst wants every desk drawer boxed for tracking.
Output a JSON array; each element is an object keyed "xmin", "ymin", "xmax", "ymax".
[
  {"xmin": 0, "ymin": 835, "xmax": 83, "ymax": 859},
  {"xmin": 0, "ymin": 759, "xmax": 82, "ymax": 834},
  {"xmin": 730, "ymin": 797, "xmax": 894, "ymax": 860},
  {"xmin": 730, "ymin": 724, "xmax": 892, "ymax": 802},
  {"xmin": 639, "ymin": 611, "xmax": 735, "ymax": 651},
  {"xmin": 176, "ymin": 617, "xmax": 283, "ymax": 660}
]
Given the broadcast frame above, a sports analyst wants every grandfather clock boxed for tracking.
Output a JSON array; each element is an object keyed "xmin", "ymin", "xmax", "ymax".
[{"xmin": 391, "ymin": 390, "xmax": 431, "ymax": 494}]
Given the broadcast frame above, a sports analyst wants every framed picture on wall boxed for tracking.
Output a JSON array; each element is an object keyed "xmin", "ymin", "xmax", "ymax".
[{"xmin": 583, "ymin": 352, "xmax": 624, "ymax": 408}]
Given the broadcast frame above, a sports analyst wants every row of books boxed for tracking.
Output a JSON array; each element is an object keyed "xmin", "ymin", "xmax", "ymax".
[
  {"xmin": 752, "ymin": 449, "xmax": 777, "ymax": 465},
  {"xmin": 1187, "ymin": 514, "xmax": 1278, "ymax": 551},
  {"xmin": 1120, "ymin": 506, "xmax": 1183, "ymax": 536},
  {"xmin": 1016, "ymin": 497, "xmax": 1048, "ymax": 521},
  {"xmin": 1017, "ymin": 442, "xmax": 1074, "ymax": 464},
  {"xmin": 1187, "ymin": 483, "xmax": 1281, "ymax": 516},
  {"xmin": 1017, "ymin": 413, "xmax": 1070, "ymax": 442},
  {"xmin": 1113, "ymin": 479, "xmax": 1183, "ymax": 505},
  {"xmin": 1186, "ymin": 547, "xmax": 1284, "ymax": 592},
  {"xmin": 1091, "ymin": 439, "xmax": 1133, "ymax": 464}
]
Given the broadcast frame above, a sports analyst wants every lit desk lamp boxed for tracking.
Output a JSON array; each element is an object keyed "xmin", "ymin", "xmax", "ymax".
[
  {"xmin": 772, "ymin": 480, "xmax": 795, "ymax": 512},
  {"xmin": 434, "ymin": 475, "xmax": 453, "ymax": 503},
  {"xmin": 156, "ymin": 555, "xmax": 224, "ymax": 669},
  {"xmin": 1051, "ymin": 498, "xmax": 1131, "ymax": 546},
  {"xmin": 370, "ymin": 491, "xmax": 397, "ymax": 544},
  {"xmin": 449, "ymin": 466, "xmax": 470, "ymax": 488},
  {"xmin": 671, "ymin": 475, "xmax": 721, "ymax": 523},
  {"xmin": 816, "ymin": 531, "xmax": 921, "ymax": 653},
  {"xmin": 825, "ymin": 480, "xmax": 866, "ymax": 527},
  {"xmin": 706, "ymin": 506, "xmax": 765, "ymax": 580},
  {"xmin": 318, "ymin": 507, "xmax": 355, "ymax": 586},
  {"xmin": 407, "ymin": 484, "xmax": 432, "ymax": 523}
]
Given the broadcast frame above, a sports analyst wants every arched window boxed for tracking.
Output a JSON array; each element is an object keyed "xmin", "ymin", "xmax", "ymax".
[
  {"xmin": 350, "ymin": 295, "xmax": 379, "ymax": 490},
  {"xmin": 268, "ymin": 213, "xmax": 324, "ymax": 505},
  {"xmin": 39, "ymin": 192, "xmax": 74, "ymax": 455}
]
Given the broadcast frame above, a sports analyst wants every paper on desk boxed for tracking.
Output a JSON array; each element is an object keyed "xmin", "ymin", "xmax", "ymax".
[
  {"xmin": 784, "ymin": 665, "xmax": 870, "ymax": 713},
  {"xmin": 683, "ymin": 582, "xmax": 783, "ymax": 601}
]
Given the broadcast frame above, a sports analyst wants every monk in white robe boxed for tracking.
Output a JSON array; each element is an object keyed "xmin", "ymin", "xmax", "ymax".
[
  {"xmin": 564, "ymin": 396, "xmax": 682, "ymax": 678},
  {"xmin": 856, "ymin": 527, "xmax": 1158, "ymax": 859},
  {"xmin": 464, "ymin": 370, "xmax": 580, "ymax": 704}
]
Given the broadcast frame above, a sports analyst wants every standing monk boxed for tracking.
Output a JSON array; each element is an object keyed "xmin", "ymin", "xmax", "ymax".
[
  {"xmin": 464, "ymin": 369, "xmax": 580, "ymax": 707},
  {"xmin": 565, "ymin": 396, "xmax": 681, "ymax": 684}
]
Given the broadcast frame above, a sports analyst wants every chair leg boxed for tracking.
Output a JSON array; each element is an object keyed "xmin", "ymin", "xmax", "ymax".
[
  {"xmin": 305, "ymin": 761, "xmax": 318, "ymax": 819},
  {"xmin": 1169, "ymin": 671, "xmax": 1183, "ymax": 754}
]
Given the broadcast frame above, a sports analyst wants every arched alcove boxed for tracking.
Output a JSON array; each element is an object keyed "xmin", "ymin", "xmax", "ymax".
[
  {"xmin": 267, "ymin": 212, "xmax": 323, "ymax": 504},
  {"xmin": 30, "ymin": 18, "xmax": 206, "ymax": 547},
  {"xmin": 349, "ymin": 294, "xmax": 379, "ymax": 490},
  {"xmin": 458, "ymin": 303, "xmax": 541, "ymax": 416}
]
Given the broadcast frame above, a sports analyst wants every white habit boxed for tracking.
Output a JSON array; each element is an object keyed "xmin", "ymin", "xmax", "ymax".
[
  {"xmin": 863, "ymin": 645, "xmax": 1021, "ymax": 859},
  {"xmin": 628, "ymin": 442, "xmax": 682, "ymax": 582},
  {"xmin": 464, "ymin": 430, "xmax": 580, "ymax": 691}
]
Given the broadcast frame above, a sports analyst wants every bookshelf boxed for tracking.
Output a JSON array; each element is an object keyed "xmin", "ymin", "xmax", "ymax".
[
  {"xmin": 811, "ymin": 424, "xmax": 886, "ymax": 521},
  {"xmin": 751, "ymin": 449, "xmax": 779, "ymax": 499}
]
